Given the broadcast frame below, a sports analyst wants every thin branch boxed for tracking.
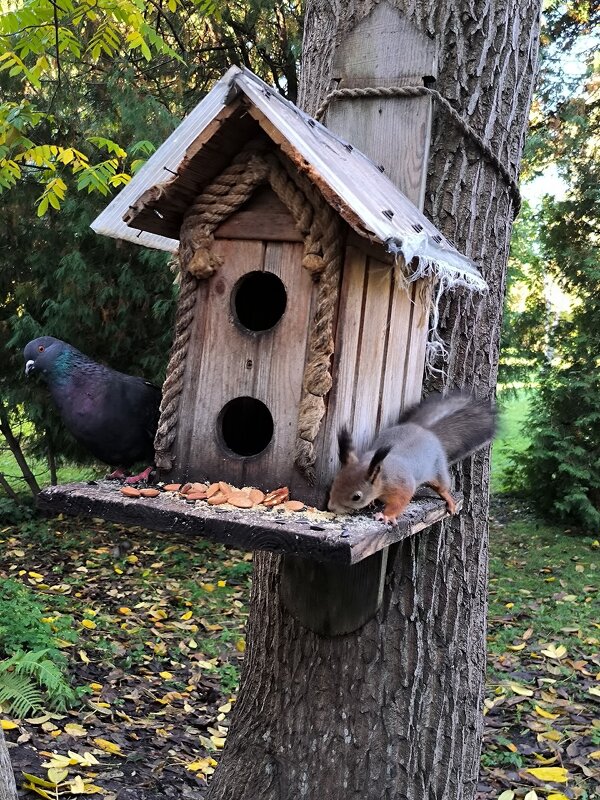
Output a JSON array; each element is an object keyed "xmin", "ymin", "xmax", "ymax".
[
  {"xmin": 51, "ymin": 0, "xmax": 62, "ymax": 88},
  {"xmin": 0, "ymin": 472, "xmax": 21, "ymax": 502}
]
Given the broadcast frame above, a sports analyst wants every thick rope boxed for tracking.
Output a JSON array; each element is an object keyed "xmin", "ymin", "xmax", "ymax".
[
  {"xmin": 153, "ymin": 146, "xmax": 343, "ymax": 478},
  {"xmin": 154, "ymin": 269, "xmax": 199, "ymax": 471},
  {"xmin": 315, "ymin": 85, "xmax": 521, "ymax": 215},
  {"xmin": 294, "ymin": 210, "xmax": 343, "ymax": 483}
]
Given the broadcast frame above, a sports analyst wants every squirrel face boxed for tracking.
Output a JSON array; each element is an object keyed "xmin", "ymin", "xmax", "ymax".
[{"xmin": 327, "ymin": 427, "xmax": 391, "ymax": 515}]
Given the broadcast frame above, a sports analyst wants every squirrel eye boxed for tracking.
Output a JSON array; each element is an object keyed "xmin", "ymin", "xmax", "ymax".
[
  {"xmin": 351, "ymin": 492, "xmax": 362, "ymax": 502},
  {"xmin": 38, "ymin": 345, "xmax": 45, "ymax": 353}
]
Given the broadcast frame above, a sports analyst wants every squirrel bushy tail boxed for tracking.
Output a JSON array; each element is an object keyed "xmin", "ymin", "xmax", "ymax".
[{"xmin": 399, "ymin": 392, "xmax": 496, "ymax": 464}]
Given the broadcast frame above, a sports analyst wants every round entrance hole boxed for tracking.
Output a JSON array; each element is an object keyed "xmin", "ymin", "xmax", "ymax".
[
  {"xmin": 218, "ymin": 396, "xmax": 274, "ymax": 457},
  {"xmin": 232, "ymin": 271, "xmax": 287, "ymax": 333}
]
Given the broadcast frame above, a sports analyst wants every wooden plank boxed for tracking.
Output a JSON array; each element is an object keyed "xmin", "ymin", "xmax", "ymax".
[
  {"xmin": 378, "ymin": 260, "xmax": 416, "ymax": 429},
  {"xmin": 124, "ymin": 101, "xmax": 261, "ymax": 237},
  {"xmin": 350, "ymin": 257, "xmax": 391, "ymax": 451},
  {"xmin": 329, "ymin": 4, "xmax": 437, "ymax": 202},
  {"xmin": 174, "ymin": 240, "xmax": 265, "ymax": 487},
  {"xmin": 214, "ymin": 187, "xmax": 304, "ymax": 242},
  {"xmin": 243, "ymin": 241, "xmax": 314, "ymax": 491},
  {"xmin": 316, "ymin": 245, "xmax": 367, "ymax": 500},
  {"xmin": 280, "ymin": 549, "xmax": 388, "ymax": 636},
  {"xmin": 402, "ymin": 280, "xmax": 433, "ymax": 407},
  {"xmin": 37, "ymin": 481, "xmax": 462, "ymax": 566}
]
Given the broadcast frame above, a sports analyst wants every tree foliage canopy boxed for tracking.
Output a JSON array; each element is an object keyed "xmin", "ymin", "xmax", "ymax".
[
  {"xmin": 0, "ymin": 0, "xmax": 302, "ymax": 492},
  {"xmin": 0, "ymin": 0, "xmax": 301, "ymax": 213}
]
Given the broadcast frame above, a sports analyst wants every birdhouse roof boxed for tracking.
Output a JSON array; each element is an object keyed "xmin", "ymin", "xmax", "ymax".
[{"xmin": 91, "ymin": 66, "xmax": 485, "ymax": 289}]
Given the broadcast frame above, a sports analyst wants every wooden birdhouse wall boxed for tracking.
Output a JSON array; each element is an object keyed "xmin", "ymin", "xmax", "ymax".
[
  {"xmin": 166, "ymin": 177, "xmax": 430, "ymax": 508},
  {"xmin": 169, "ymin": 187, "xmax": 320, "ymax": 495},
  {"xmin": 313, "ymin": 243, "xmax": 429, "ymax": 505}
]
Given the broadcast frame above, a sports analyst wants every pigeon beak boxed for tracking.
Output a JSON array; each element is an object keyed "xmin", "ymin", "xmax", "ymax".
[{"xmin": 25, "ymin": 360, "xmax": 36, "ymax": 376}]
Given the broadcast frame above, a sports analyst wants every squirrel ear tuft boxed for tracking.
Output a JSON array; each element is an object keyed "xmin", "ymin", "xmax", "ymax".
[
  {"xmin": 367, "ymin": 445, "xmax": 391, "ymax": 483},
  {"xmin": 338, "ymin": 426, "xmax": 357, "ymax": 465}
]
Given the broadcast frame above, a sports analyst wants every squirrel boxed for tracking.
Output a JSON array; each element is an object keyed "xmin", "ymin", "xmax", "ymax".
[{"xmin": 327, "ymin": 392, "xmax": 497, "ymax": 523}]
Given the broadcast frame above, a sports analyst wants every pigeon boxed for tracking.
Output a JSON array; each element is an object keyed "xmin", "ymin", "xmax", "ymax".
[{"xmin": 24, "ymin": 336, "xmax": 161, "ymax": 483}]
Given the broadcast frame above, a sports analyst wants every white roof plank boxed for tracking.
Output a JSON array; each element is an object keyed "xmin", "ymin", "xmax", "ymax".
[{"xmin": 91, "ymin": 66, "xmax": 485, "ymax": 287}]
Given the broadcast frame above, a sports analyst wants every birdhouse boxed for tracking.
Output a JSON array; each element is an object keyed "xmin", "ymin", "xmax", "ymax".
[{"xmin": 90, "ymin": 66, "xmax": 485, "ymax": 511}]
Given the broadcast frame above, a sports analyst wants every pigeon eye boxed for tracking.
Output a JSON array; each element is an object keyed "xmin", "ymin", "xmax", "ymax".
[
  {"xmin": 38, "ymin": 345, "xmax": 45, "ymax": 353},
  {"xmin": 351, "ymin": 491, "xmax": 362, "ymax": 502}
]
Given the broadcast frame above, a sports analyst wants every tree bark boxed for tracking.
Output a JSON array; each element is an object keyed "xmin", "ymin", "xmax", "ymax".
[
  {"xmin": 206, "ymin": 2, "xmax": 541, "ymax": 799},
  {"xmin": 0, "ymin": 729, "xmax": 18, "ymax": 800},
  {"xmin": 0, "ymin": 403, "xmax": 41, "ymax": 497}
]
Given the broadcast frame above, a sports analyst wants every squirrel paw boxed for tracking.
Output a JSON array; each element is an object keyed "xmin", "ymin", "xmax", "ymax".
[{"xmin": 374, "ymin": 511, "xmax": 398, "ymax": 525}]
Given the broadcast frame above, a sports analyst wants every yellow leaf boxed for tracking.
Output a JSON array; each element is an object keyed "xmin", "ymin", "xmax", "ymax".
[
  {"xmin": 114, "ymin": 566, "xmax": 123, "ymax": 575},
  {"xmin": 41, "ymin": 755, "xmax": 74, "ymax": 768},
  {"xmin": 22, "ymin": 782, "xmax": 54, "ymax": 799},
  {"xmin": 534, "ymin": 753, "xmax": 558, "ymax": 765},
  {"xmin": 180, "ymin": 611, "xmax": 193, "ymax": 620},
  {"xmin": 1, "ymin": 720, "xmax": 18, "ymax": 730},
  {"xmin": 534, "ymin": 705, "xmax": 560, "ymax": 720},
  {"xmin": 235, "ymin": 638, "xmax": 246, "ymax": 653},
  {"xmin": 118, "ymin": 607, "xmax": 131, "ymax": 615},
  {"xmin": 159, "ymin": 671, "xmax": 173, "ymax": 680},
  {"xmin": 217, "ymin": 580, "xmax": 226, "ymax": 587},
  {"xmin": 201, "ymin": 620, "xmax": 223, "ymax": 632},
  {"xmin": 47, "ymin": 767, "xmax": 68, "ymax": 784},
  {"xmin": 547, "ymin": 795, "xmax": 570, "ymax": 800},
  {"xmin": 28, "ymin": 571, "xmax": 44, "ymax": 580},
  {"xmin": 540, "ymin": 644, "xmax": 567, "ymax": 660},
  {"xmin": 89, "ymin": 683, "xmax": 102, "ymax": 692},
  {"xmin": 509, "ymin": 683, "xmax": 534, "ymax": 697},
  {"xmin": 218, "ymin": 702, "xmax": 232, "ymax": 714},
  {"xmin": 589, "ymin": 750, "xmax": 600, "ymax": 761},
  {"xmin": 524, "ymin": 792, "xmax": 538, "ymax": 800},
  {"xmin": 92, "ymin": 737, "xmax": 122, "ymax": 755},
  {"xmin": 81, "ymin": 619, "xmax": 96, "ymax": 630},
  {"xmin": 200, "ymin": 583, "xmax": 215, "ymax": 592},
  {"xmin": 505, "ymin": 602, "xmax": 514, "ymax": 609},
  {"xmin": 65, "ymin": 723, "xmax": 87, "ymax": 737},
  {"xmin": 22, "ymin": 773, "xmax": 58, "ymax": 788},
  {"xmin": 537, "ymin": 728, "xmax": 562, "ymax": 742},
  {"xmin": 68, "ymin": 775, "xmax": 103, "ymax": 794},
  {"xmin": 125, "ymin": 554, "xmax": 138, "ymax": 563},
  {"xmin": 78, "ymin": 650, "xmax": 90, "ymax": 664},
  {"xmin": 525, "ymin": 767, "xmax": 569, "ymax": 783},
  {"xmin": 588, "ymin": 686, "xmax": 600, "ymax": 698},
  {"xmin": 187, "ymin": 757, "xmax": 214, "ymax": 772},
  {"xmin": 210, "ymin": 735, "xmax": 226, "ymax": 749},
  {"xmin": 67, "ymin": 751, "xmax": 99, "ymax": 767},
  {"xmin": 507, "ymin": 643, "xmax": 526, "ymax": 651}
]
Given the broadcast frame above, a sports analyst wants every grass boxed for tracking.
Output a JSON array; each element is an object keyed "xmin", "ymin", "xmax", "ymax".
[
  {"xmin": 0, "ymin": 420, "xmax": 100, "ymax": 494},
  {"xmin": 490, "ymin": 388, "xmax": 532, "ymax": 494},
  {"xmin": 487, "ymin": 504, "xmax": 598, "ymax": 652}
]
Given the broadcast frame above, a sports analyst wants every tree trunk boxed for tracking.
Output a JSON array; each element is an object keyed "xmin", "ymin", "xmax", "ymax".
[
  {"xmin": 0, "ymin": 403, "xmax": 41, "ymax": 497},
  {"xmin": 206, "ymin": 2, "xmax": 541, "ymax": 798},
  {"xmin": 0, "ymin": 729, "xmax": 18, "ymax": 800},
  {"xmin": 46, "ymin": 431, "xmax": 58, "ymax": 486}
]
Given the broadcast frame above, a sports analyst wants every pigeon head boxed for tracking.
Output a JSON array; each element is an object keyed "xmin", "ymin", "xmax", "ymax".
[{"xmin": 24, "ymin": 336, "xmax": 76, "ymax": 382}]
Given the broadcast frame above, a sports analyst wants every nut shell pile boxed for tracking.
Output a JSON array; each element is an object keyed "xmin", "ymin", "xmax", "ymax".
[{"xmin": 120, "ymin": 481, "xmax": 307, "ymax": 513}]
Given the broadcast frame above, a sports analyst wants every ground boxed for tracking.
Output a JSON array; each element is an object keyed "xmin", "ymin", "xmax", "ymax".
[{"xmin": 0, "ymin": 498, "xmax": 598, "ymax": 800}]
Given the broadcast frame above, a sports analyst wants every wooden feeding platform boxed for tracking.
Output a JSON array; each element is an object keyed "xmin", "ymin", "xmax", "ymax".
[{"xmin": 37, "ymin": 480, "xmax": 462, "ymax": 566}]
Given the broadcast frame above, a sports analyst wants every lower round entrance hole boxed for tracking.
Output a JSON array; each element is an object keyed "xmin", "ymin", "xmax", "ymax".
[
  {"xmin": 218, "ymin": 396, "xmax": 274, "ymax": 457},
  {"xmin": 232, "ymin": 271, "xmax": 287, "ymax": 332}
]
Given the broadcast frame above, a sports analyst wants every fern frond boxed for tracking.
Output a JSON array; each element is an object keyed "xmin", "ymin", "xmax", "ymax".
[
  {"xmin": 0, "ymin": 650, "xmax": 77, "ymax": 712},
  {"xmin": 0, "ymin": 670, "xmax": 44, "ymax": 717}
]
